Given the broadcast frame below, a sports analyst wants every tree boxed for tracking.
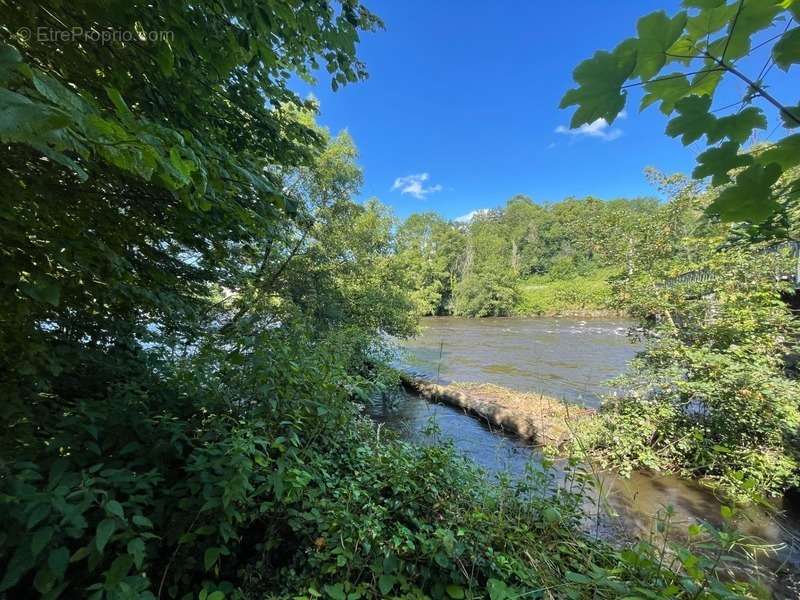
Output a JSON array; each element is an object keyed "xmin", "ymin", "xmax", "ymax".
[
  {"xmin": 395, "ymin": 213, "xmax": 464, "ymax": 315},
  {"xmin": 0, "ymin": 0, "xmax": 381, "ymax": 424},
  {"xmin": 561, "ymin": 1, "xmax": 800, "ymax": 235}
]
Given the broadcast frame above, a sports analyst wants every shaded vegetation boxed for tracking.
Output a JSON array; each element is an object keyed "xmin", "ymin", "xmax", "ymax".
[{"xmin": 0, "ymin": 0, "xmax": 794, "ymax": 598}]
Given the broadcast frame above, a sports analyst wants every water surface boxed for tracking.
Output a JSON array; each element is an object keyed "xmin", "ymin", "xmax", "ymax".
[{"xmin": 398, "ymin": 316, "xmax": 638, "ymax": 406}]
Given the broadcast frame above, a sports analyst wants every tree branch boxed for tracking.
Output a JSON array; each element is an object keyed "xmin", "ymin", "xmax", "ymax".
[{"xmin": 704, "ymin": 51, "xmax": 800, "ymax": 126}]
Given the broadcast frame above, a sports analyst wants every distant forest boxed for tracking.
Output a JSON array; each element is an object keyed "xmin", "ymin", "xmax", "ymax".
[{"xmin": 396, "ymin": 171, "xmax": 698, "ymax": 317}]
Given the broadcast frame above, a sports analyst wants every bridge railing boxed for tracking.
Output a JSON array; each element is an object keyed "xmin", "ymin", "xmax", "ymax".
[{"xmin": 661, "ymin": 241, "xmax": 800, "ymax": 289}]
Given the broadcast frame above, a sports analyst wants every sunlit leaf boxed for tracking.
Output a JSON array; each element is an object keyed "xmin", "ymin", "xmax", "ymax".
[
  {"xmin": 666, "ymin": 94, "xmax": 716, "ymax": 144},
  {"xmin": 693, "ymin": 141, "xmax": 752, "ymax": 185},
  {"xmin": 707, "ymin": 162, "xmax": 782, "ymax": 222},
  {"xmin": 560, "ymin": 39, "xmax": 638, "ymax": 128},
  {"xmin": 708, "ymin": 106, "xmax": 767, "ymax": 144},
  {"xmin": 756, "ymin": 134, "xmax": 800, "ymax": 169},
  {"xmin": 635, "ymin": 11, "xmax": 688, "ymax": 80},
  {"xmin": 641, "ymin": 74, "xmax": 691, "ymax": 113}
]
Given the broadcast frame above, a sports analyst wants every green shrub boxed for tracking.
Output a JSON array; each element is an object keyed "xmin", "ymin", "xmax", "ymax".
[
  {"xmin": 452, "ymin": 272, "xmax": 519, "ymax": 318},
  {"xmin": 589, "ymin": 247, "xmax": 800, "ymax": 501},
  {"xmin": 517, "ymin": 270, "xmax": 615, "ymax": 316}
]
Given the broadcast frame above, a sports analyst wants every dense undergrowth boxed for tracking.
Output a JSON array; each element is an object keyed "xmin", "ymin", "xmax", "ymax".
[
  {"xmin": 575, "ymin": 232, "xmax": 800, "ymax": 503},
  {"xmin": 516, "ymin": 269, "xmax": 616, "ymax": 316},
  {"xmin": 0, "ymin": 324, "xmax": 770, "ymax": 598},
  {"xmin": 0, "ymin": 1, "xmax": 795, "ymax": 597}
]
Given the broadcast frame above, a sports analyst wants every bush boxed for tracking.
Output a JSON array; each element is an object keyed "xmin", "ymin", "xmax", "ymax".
[
  {"xmin": 0, "ymin": 323, "xmax": 761, "ymax": 598},
  {"xmin": 516, "ymin": 270, "xmax": 615, "ymax": 316},
  {"xmin": 589, "ymin": 247, "xmax": 800, "ymax": 501},
  {"xmin": 452, "ymin": 272, "xmax": 519, "ymax": 318}
]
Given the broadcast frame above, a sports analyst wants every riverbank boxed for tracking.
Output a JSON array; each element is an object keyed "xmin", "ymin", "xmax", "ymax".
[
  {"xmin": 399, "ymin": 373, "xmax": 592, "ymax": 448},
  {"xmin": 515, "ymin": 270, "xmax": 619, "ymax": 317}
]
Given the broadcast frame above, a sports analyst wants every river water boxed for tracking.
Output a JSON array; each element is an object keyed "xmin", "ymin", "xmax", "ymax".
[
  {"xmin": 371, "ymin": 316, "xmax": 800, "ymax": 595},
  {"xmin": 396, "ymin": 316, "xmax": 636, "ymax": 406}
]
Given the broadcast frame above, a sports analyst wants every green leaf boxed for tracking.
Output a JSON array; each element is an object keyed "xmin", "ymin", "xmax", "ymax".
[
  {"xmin": 0, "ymin": 89, "xmax": 72, "ymax": 143},
  {"xmin": 693, "ymin": 141, "xmax": 752, "ymax": 185},
  {"xmin": 155, "ymin": 42, "xmax": 175, "ymax": 76},
  {"xmin": 47, "ymin": 546, "xmax": 70, "ymax": 580},
  {"xmin": 565, "ymin": 571, "xmax": 592, "ymax": 584},
  {"xmin": 31, "ymin": 527, "xmax": 54, "ymax": 557},
  {"xmin": 105, "ymin": 500, "xmax": 125, "ymax": 520},
  {"xmin": 666, "ymin": 95, "xmax": 716, "ymax": 144},
  {"xmin": 542, "ymin": 506, "xmax": 561, "ymax": 524},
  {"xmin": 0, "ymin": 43, "xmax": 22, "ymax": 84},
  {"xmin": 487, "ymin": 578, "xmax": 512, "ymax": 600},
  {"xmin": 682, "ymin": 0, "xmax": 725, "ymax": 8},
  {"xmin": 707, "ymin": 162, "xmax": 783, "ymax": 223},
  {"xmin": 719, "ymin": 1, "xmax": 783, "ymax": 60},
  {"xmin": 560, "ymin": 39, "xmax": 638, "ymax": 128},
  {"xmin": 642, "ymin": 74, "xmax": 691, "ymax": 114},
  {"xmin": 635, "ymin": 11, "xmax": 688, "ymax": 81},
  {"xmin": 104, "ymin": 554, "xmax": 133, "ymax": 588},
  {"xmin": 446, "ymin": 584, "xmax": 465, "ymax": 599},
  {"xmin": 378, "ymin": 574, "xmax": 396, "ymax": 595},
  {"xmin": 204, "ymin": 546, "xmax": 222, "ymax": 571},
  {"xmin": 756, "ymin": 134, "xmax": 800, "ymax": 169},
  {"xmin": 324, "ymin": 583, "xmax": 347, "ymax": 600},
  {"xmin": 720, "ymin": 505, "xmax": 733, "ymax": 520},
  {"xmin": 70, "ymin": 547, "xmax": 90, "ymax": 563},
  {"xmin": 127, "ymin": 538, "xmax": 146, "ymax": 569},
  {"xmin": 708, "ymin": 107, "xmax": 767, "ymax": 144},
  {"xmin": 132, "ymin": 514, "xmax": 153, "ymax": 528},
  {"xmin": 686, "ymin": 3, "xmax": 737, "ymax": 40},
  {"xmin": 105, "ymin": 87, "xmax": 134, "ymax": 122},
  {"xmin": 33, "ymin": 566, "xmax": 56, "ymax": 594},
  {"xmin": 26, "ymin": 503, "xmax": 51, "ymax": 529},
  {"xmin": 689, "ymin": 66, "xmax": 723, "ymax": 98},
  {"xmin": 95, "ymin": 518, "xmax": 116, "ymax": 553},
  {"xmin": 0, "ymin": 546, "xmax": 33, "ymax": 591},
  {"xmin": 781, "ymin": 104, "xmax": 800, "ymax": 129},
  {"xmin": 32, "ymin": 72, "xmax": 88, "ymax": 113},
  {"xmin": 19, "ymin": 275, "xmax": 61, "ymax": 307},
  {"xmin": 773, "ymin": 27, "xmax": 800, "ymax": 71}
]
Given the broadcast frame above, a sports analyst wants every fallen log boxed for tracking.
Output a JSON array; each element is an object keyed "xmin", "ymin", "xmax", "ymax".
[{"xmin": 398, "ymin": 373, "xmax": 592, "ymax": 448}]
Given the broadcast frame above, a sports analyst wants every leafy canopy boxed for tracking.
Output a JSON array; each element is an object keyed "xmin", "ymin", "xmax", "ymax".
[{"xmin": 561, "ymin": 0, "xmax": 800, "ymax": 231}]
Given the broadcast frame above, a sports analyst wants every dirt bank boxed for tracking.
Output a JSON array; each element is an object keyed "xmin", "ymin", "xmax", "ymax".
[{"xmin": 399, "ymin": 374, "xmax": 593, "ymax": 448}]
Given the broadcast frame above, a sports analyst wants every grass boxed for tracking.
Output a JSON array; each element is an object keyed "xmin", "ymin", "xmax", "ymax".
[{"xmin": 516, "ymin": 268, "xmax": 619, "ymax": 316}]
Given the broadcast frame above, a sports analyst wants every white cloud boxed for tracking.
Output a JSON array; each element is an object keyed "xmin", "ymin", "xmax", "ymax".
[
  {"xmin": 391, "ymin": 173, "xmax": 443, "ymax": 199},
  {"xmin": 555, "ymin": 111, "xmax": 625, "ymax": 142},
  {"xmin": 454, "ymin": 208, "xmax": 490, "ymax": 223}
]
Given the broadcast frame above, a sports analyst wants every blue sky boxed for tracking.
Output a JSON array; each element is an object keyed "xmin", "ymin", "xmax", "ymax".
[{"xmin": 293, "ymin": 1, "xmax": 795, "ymax": 221}]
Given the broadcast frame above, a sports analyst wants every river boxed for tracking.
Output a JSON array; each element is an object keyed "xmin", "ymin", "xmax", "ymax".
[
  {"xmin": 395, "ymin": 316, "xmax": 636, "ymax": 406},
  {"xmin": 371, "ymin": 316, "xmax": 800, "ymax": 596}
]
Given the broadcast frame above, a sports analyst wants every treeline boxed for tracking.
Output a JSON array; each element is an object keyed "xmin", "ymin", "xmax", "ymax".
[
  {"xmin": 395, "ymin": 177, "xmax": 695, "ymax": 317},
  {"xmin": 4, "ymin": 5, "xmax": 741, "ymax": 594}
]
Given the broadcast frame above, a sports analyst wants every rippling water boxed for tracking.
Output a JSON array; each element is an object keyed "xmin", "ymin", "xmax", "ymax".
[{"xmin": 397, "ymin": 316, "xmax": 639, "ymax": 406}]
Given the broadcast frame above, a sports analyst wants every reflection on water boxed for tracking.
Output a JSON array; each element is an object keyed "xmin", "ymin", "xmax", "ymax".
[
  {"xmin": 398, "ymin": 316, "xmax": 639, "ymax": 406},
  {"xmin": 380, "ymin": 317, "xmax": 800, "ymax": 594}
]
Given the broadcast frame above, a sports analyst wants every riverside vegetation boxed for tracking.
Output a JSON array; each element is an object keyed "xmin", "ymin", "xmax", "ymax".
[{"xmin": 1, "ymin": 1, "xmax": 799, "ymax": 599}]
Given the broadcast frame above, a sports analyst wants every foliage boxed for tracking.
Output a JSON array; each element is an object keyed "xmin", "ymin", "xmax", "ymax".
[
  {"xmin": 1, "ymin": 324, "xmax": 762, "ymax": 598},
  {"xmin": 452, "ymin": 271, "xmax": 519, "ymax": 318},
  {"xmin": 398, "ymin": 193, "xmax": 681, "ymax": 318},
  {"xmin": 585, "ymin": 215, "xmax": 800, "ymax": 500},
  {"xmin": 0, "ymin": 1, "xmax": 783, "ymax": 597},
  {"xmin": 517, "ymin": 269, "xmax": 615, "ymax": 316},
  {"xmin": 395, "ymin": 213, "xmax": 465, "ymax": 316},
  {"xmin": 561, "ymin": 0, "xmax": 800, "ymax": 234}
]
